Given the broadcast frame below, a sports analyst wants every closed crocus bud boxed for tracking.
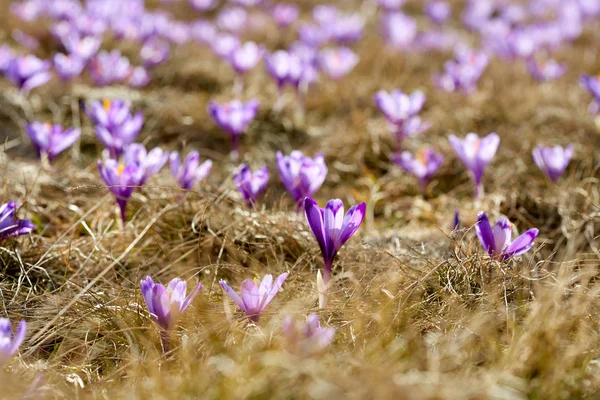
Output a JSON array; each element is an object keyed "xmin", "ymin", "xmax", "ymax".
[
  {"xmin": 282, "ymin": 314, "xmax": 335, "ymax": 355},
  {"xmin": 318, "ymin": 47, "xmax": 358, "ymax": 80},
  {"xmin": 448, "ymin": 132, "xmax": 499, "ymax": 198},
  {"xmin": 26, "ymin": 121, "xmax": 81, "ymax": 162},
  {"xmin": 532, "ymin": 144, "xmax": 573, "ymax": 182},
  {"xmin": 170, "ymin": 151, "xmax": 212, "ymax": 190},
  {"xmin": 219, "ymin": 273, "xmax": 288, "ymax": 322},
  {"xmin": 233, "ymin": 164, "xmax": 269, "ymax": 207},
  {"xmin": 0, "ymin": 319, "xmax": 27, "ymax": 365},
  {"xmin": 5, "ymin": 55, "xmax": 52, "ymax": 92},
  {"xmin": 392, "ymin": 149, "xmax": 444, "ymax": 193},
  {"xmin": 0, "ymin": 202, "xmax": 34, "ymax": 240},
  {"xmin": 475, "ymin": 211, "xmax": 539, "ymax": 260},
  {"xmin": 304, "ymin": 198, "xmax": 366, "ymax": 283},
  {"xmin": 276, "ymin": 151, "xmax": 328, "ymax": 205}
]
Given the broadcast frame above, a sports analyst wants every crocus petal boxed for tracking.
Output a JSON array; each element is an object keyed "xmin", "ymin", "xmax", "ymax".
[
  {"xmin": 336, "ymin": 202, "xmax": 366, "ymax": 250},
  {"xmin": 219, "ymin": 280, "xmax": 247, "ymax": 314},
  {"xmin": 505, "ymin": 228, "xmax": 539, "ymax": 258},
  {"xmin": 304, "ymin": 197, "xmax": 327, "ymax": 258},
  {"xmin": 181, "ymin": 282, "xmax": 202, "ymax": 312},
  {"xmin": 475, "ymin": 211, "xmax": 496, "ymax": 255},
  {"xmin": 260, "ymin": 272, "xmax": 288, "ymax": 313},
  {"xmin": 8, "ymin": 320, "xmax": 26, "ymax": 357}
]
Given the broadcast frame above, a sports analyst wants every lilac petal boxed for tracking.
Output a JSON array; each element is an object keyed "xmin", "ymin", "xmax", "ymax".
[
  {"xmin": 261, "ymin": 272, "xmax": 288, "ymax": 313},
  {"xmin": 475, "ymin": 211, "xmax": 496, "ymax": 255},
  {"xmin": 240, "ymin": 278, "xmax": 261, "ymax": 315},
  {"xmin": 22, "ymin": 71, "xmax": 53, "ymax": 92},
  {"xmin": 181, "ymin": 282, "xmax": 202, "ymax": 312},
  {"xmin": 140, "ymin": 276, "xmax": 156, "ymax": 315},
  {"xmin": 304, "ymin": 197, "xmax": 327, "ymax": 258},
  {"xmin": 492, "ymin": 217, "xmax": 512, "ymax": 254},
  {"xmin": 219, "ymin": 280, "xmax": 247, "ymax": 314},
  {"xmin": 505, "ymin": 228, "xmax": 539, "ymax": 258},
  {"xmin": 9, "ymin": 320, "xmax": 26, "ymax": 357},
  {"xmin": 336, "ymin": 202, "xmax": 366, "ymax": 249}
]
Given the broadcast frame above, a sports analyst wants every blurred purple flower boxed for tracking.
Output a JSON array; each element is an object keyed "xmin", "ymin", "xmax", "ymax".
[
  {"xmin": 189, "ymin": 0, "xmax": 218, "ymax": 11},
  {"xmin": 162, "ymin": 21, "xmax": 191, "ymax": 45},
  {"xmin": 89, "ymin": 50, "xmax": 132, "ymax": 86},
  {"xmin": 140, "ymin": 276, "xmax": 202, "ymax": 331},
  {"xmin": 53, "ymin": 53, "xmax": 85, "ymax": 81},
  {"xmin": 265, "ymin": 50, "xmax": 303, "ymax": 89},
  {"xmin": 328, "ymin": 14, "xmax": 364, "ymax": 45},
  {"xmin": 425, "ymin": 1, "xmax": 451, "ymax": 24},
  {"xmin": 211, "ymin": 34, "xmax": 241, "ymax": 59},
  {"xmin": 127, "ymin": 66, "xmax": 151, "ymax": 88},
  {"xmin": 476, "ymin": 211, "xmax": 539, "ymax": 260},
  {"xmin": 217, "ymin": 7, "xmax": 248, "ymax": 33},
  {"xmin": 141, "ymin": 38, "xmax": 170, "ymax": 68},
  {"xmin": 374, "ymin": 89, "xmax": 430, "ymax": 144},
  {"xmin": 380, "ymin": 12, "xmax": 417, "ymax": 50},
  {"xmin": 219, "ymin": 272, "xmax": 288, "ymax": 322},
  {"xmin": 393, "ymin": 149, "xmax": 444, "ymax": 193},
  {"xmin": 11, "ymin": 0, "xmax": 46, "ymax": 21},
  {"xmin": 318, "ymin": 47, "xmax": 358, "ymax": 80},
  {"xmin": 227, "ymin": 41, "xmax": 264, "ymax": 74},
  {"xmin": 448, "ymin": 132, "xmax": 500, "ymax": 198},
  {"xmin": 5, "ymin": 55, "xmax": 52, "ymax": 92},
  {"xmin": 124, "ymin": 144, "xmax": 169, "ymax": 185},
  {"xmin": 0, "ymin": 319, "xmax": 27, "ymax": 365},
  {"xmin": 97, "ymin": 158, "xmax": 144, "ymax": 222},
  {"xmin": 435, "ymin": 48, "xmax": 488, "ymax": 93},
  {"xmin": 377, "ymin": 0, "xmax": 406, "ymax": 10},
  {"xmin": 580, "ymin": 74, "xmax": 600, "ymax": 114},
  {"xmin": 87, "ymin": 99, "xmax": 144, "ymax": 158},
  {"xmin": 276, "ymin": 151, "xmax": 327, "ymax": 204},
  {"xmin": 0, "ymin": 202, "xmax": 34, "ymax": 239},
  {"xmin": 526, "ymin": 57, "xmax": 566, "ymax": 82},
  {"xmin": 230, "ymin": 0, "xmax": 262, "ymax": 6},
  {"xmin": 312, "ymin": 5, "xmax": 338, "ymax": 25},
  {"xmin": 234, "ymin": 164, "xmax": 269, "ymax": 207},
  {"xmin": 26, "ymin": 121, "xmax": 81, "ymax": 162},
  {"xmin": 415, "ymin": 29, "xmax": 460, "ymax": 52},
  {"xmin": 282, "ymin": 314, "xmax": 335, "ymax": 355},
  {"xmin": 453, "ymin": 209, "xmax": 460, "ymax": 230},
  {"xmin": 304, "ymin": 198, "xmax": 366, "ymax": 283},
  {"xmin": 190, "ymin": 20, "xmax": 217, "ymax": 45},
  {"xmin": 272, "ymin": 3, "xmax": 299, "ymax": 27},
  {"xmin": 170, "ymin": 151, "xmax": 212, "ymax": 190},
  {"xmin": 532, "ymin": 144, "xmax": 573, "ymax": 182},
  {"xmin": 61, "ymin": 32, "xmax": 102, "ymax": 60},
  {"xmin": 12, "ymin": 30, "xmax": 39, "ymax": 51},
  {"xmin": 0, "ymin": 45, "xmax": 14, "ymax": 73},
  {"xmin": 298, "ymin": 24, "xmax": 330, "ymax": 47},
  {"xmin": 207, "ymin": 99, "xmax": 259, "ymax": 155}
]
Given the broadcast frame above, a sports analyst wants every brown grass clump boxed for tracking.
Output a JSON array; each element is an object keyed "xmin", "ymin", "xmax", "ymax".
[{"xmin": 0, "ymin": 0, "xmax": 599, "ymax": 399}]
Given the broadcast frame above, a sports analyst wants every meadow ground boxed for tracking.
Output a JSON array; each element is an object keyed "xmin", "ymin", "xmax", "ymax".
[{"xmin": 0, "ymin": 0, "xmax": 599, "ymax": 399}]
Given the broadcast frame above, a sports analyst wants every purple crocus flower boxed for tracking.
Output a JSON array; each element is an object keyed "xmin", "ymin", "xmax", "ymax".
[
  {"xmin": 234, "ymin": 164, "xmax": 269, "ymax": 207},
  {"xmin": 170, "ymin": 151, "xmax": 212, "ymax": 190},
  {"xmin": 377, "ymin": 0, "xmax": 406, "ymax": 10},
  {"xmin": 580, "ymin": 74, "xmax": 600, "ymax": 114},
  {"xmin": 313, "ymin": 5, "xmax": 338, "ymax": 25},
  {"xmin": 127, "ymin": 66, "xmax": 151, "ymax": 88},
  {"xmin": 435, "ymin": 48, "xmax": 489, "ymax": 93},
  {"xmin": 374, "ymin": 89, "xmax": 431, "ymax": 145},
  {"xmin": 0, "ymin": 202, "xmax": 34, "ymax": 239},
  {"xmin": 227, "ymin": 41, "xmax": 264, "ymax": 74},
  {"xmin": 141, "ymin": 38, "xmax": 170, "ymax": 68},
  {"xmin": 219, "ymin": 272, "xmax": 288, "ymax": 322},
  {"xmin": 532, "ymin": 144, "xmax": 573, "ymax": 182},
  {"xmin": 526, "ymin": 58, "xmax": 566, "ymax": 82},
  {"xmin": 272, "ymin": 3, "xmax": 299, "ymax": 27},
  {"xmin": 276, "ymin": 151, "xmax": 328, "ymax": 205},
  {"xmin": 124, "ymin": 144, "xmax": 169, "ymax": 185},
  {"xmin": 318, "ymin": 47, "xmax": 358, "ymax": 80},
  {"xmin": 392, "ymin": 149, "xmax": 444, "ymax": 193},
  {"xmin": 381, "ymin": 12, "xmax": 417, "ymax": 50},
  {"xmin": 89, "ymin": 50, "xmax": 131, "ymax": 86},
  {"xmin": 425, "ymin": 1, "xmax": 451, "ymax": 24},
  {"xmin": 4, "ymin": 55, "xmax": 52, "ymax": 92},
  {"xmin": 26, "ymin": 121, "xmax": 81, "ymax": 162},
  {"xmin": 87, "ymin": 99, "xmax": 144, "ymax": 158},
  {"xmin": 282, "ymin": 314, "xmax": 335, "ymax": 355},
  {"xmin": 189, "ymin": 0, "xmax": 218, "ymax": 12},
  {"xmin": 60, "ymin": 32, "xmax": 102, "ymax": 60},
  {"xmin": 140, "ymin": 276, "xmax": 202, "ymax": 331},
  {"xmin": 304, "ymin": 198, "xmax": 366, "ymax": 283},
  {"xmin": 12, "ymin": 30, "xmax": 40, "ymax": 51},
  {"xmin": 53, "ymin": 53, "xmax": 85, "ymax": 81},
  {"xmin": 0, "ymin": 45, "xmax": 15, "ymax": 73},
  {"xmin": 265, "ymin": 50, "xmax": 303, "ymax": 90},
  {"xmin": 328, "ymin": 14, "xmax": 365, "ymax": 45},
  {"xmin": 207, "ymin": 99, "xmax": 259, "ymax": 157},
  {"xmin": 190, "ymin": 20, "xmax": 217, "ymax": 45},
  {"xmin": 216, "ymin": 7, "xmax": 248, "ymax": 33},
  {"xmin": 98, "ymin": 158, "xmax": 144, "ymax": 223},
  {"xmin": 475, "ymin": 211, "xmax": 539, "ymax": 260},
  {"xmin": 448, "ymin": 132, "xmax": 500, "ymax": 198},
  {"xmin": 211, "ymin": 34, "xmax": 241, "ymax": 59},
  {"xmin": 298, "ymin": 24, "xmax": 330, "ymax": 47},
  {"xmin": 0, "ymin": 319, "xmax": 27, "ymax": 365}
]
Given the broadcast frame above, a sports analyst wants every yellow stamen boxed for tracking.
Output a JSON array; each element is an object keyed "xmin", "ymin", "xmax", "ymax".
[
  {"xmin": 474, "ymin": 139, "xmax": 481, "ymax": 153},
  {"xmin": 44, "ymin": 121, "xmax": 51, "ymax": 130},
  {"xmin": 102, "ymin": 99, "xmax": 111, "ymax": 112},
  {"xmin": 417, "ymin": 149, "xmax": 428, "ymax": 165},
  {"xmin": 253, "ymin": 277, "xmax": 259, "ymax": 286},
  {"xmin": 117, "ymin": 164, "xmax": 125, "ymax": 177}
]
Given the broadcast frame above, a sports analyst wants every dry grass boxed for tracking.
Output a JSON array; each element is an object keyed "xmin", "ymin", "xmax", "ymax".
[{"xmin": 0, "ymin": 0, "xmax": 599, "ymax": 398}]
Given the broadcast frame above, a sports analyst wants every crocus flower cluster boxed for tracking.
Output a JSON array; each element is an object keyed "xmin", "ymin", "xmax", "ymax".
[
  {"xmin": 282, "ymin": 314, "xmax": 335, "ymax": 355},
  {"xmin": 374, "ymin": 89, "xmax": 431, "ymax": 146},
  {"xmin": 208, "ymin": 99, "xmax": 259, "ymax": 159},
  {"xmin": 276, "ymin": 151, "xmax": 328, "ymax": 205},
  {"xmin": 234, "ymin": 164, "xmax": 269, "ymax": 207},
  {"xmin": 532, "ymin": 144, "xmax": 573, "ymax": 182},
  {"xmin": 449, "ymin": 132, "xmax": 500, "ymax": 198},
  {"xmin": 393, "ymin": 149, "xmax": 444, "ymax": 193},
  {"xmin": 0, "ymin": 318, "xmax": 27, "ymax": 365},
  {"xmin": 219, "ymin": 273, "xmax": 288, "ymax": 322},
  {"xmin": 26, "ymin": 122, "xmax": 81, "ymax": 162},
  {"xmin": 476, "ymin": 211, "xmax": 539, "ymax": 260},
  {"xmin": 0, "ymin": 202, "xmax": 34, "ymax": 240}
]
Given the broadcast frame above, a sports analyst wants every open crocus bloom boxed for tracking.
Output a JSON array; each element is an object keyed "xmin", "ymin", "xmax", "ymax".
[
  {"xmin": 140, "ymin": 276, "xmax": 202, "ymax": 331},
  {"xmin": 124, "ymin": 143, "xmax": 169, "ymax": 185},
  {"xmin": 170, "ymin": 151, "xmax": 212, "ymax": 190},
  {"xmin": 276, "ymin": 151, "xmax": 328, "ymax": 205},
  {"xmin": 0, "ymin": 202, "xmax": 34, "ymax": 239},
  {"xmin": 282, "ymin": 313, "xmax": 335, "ymax": 355},
  {"xmin": 234, "ymin": 164, "xmax": 269, "ymax": 207},
  {"xmin": 219, "ymin": 273, "xmax": 288, "ymax": 322},
  {"xmin": 207, "ymin": 99, "xmax": 259, "ymax": 156},
  {"xmin": 318, "ymin": 47, "xmax": 358, "ymax": 80},
  {"xmin": 393, "ymin": 149, "xmax": 444, "ymax": 193},
  {"xmin": 26, "ymin": 121, "xmax": 81, "ymax": 162},
  {"xmin": 304, "ymin": 198, "xmax": 366, "ymax": 283},
  {"xmin": 448, "ymin": 132, "xmax": 500, "ymax": 198},
  {"xmin": 532, "ymin": 144, "xmax": 573, "ymax": 182},
  {"xmin": 97, "ymin": 159, "xmax": 144, "ymax": 223},
  {"xmin": 475, "ymin": 211, "xmax": 539, "ymax": 260},
  {"xmin": 0, "ymin": 319, "xmax": 27, "ymax": 365}
]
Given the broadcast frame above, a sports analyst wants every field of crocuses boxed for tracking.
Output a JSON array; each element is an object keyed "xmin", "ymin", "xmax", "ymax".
[{"xmin": 0, "ymin": 0, "xmax": 600, "ymax": 398}]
